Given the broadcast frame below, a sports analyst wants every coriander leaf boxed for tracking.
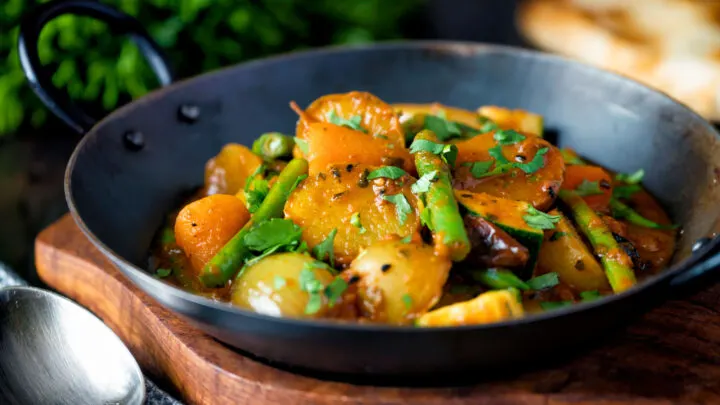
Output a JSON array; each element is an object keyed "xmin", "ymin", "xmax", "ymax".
[
  {"xmin": 441, "ymin": 144, "xmax": 459, "ymax": 168},
  {"xmin": 273, "ymin": 275, "xmax": 286, "ymax": 290},
  {"xmin": 374, "ymin": 134, "xmax": 389, "ymax": 140},
  {"xmin": 526, "ymin": 272, "xmax": 560, "ymax": 290},
  {"xmin": 402, "ymin": 293, "xmax": 413, "ymax": 309},
  {"xmin": 575, "ymin": 179, "xmax": 604, "ymax": 196},
  {"xmin": 383, "ymin": 193, "xmax": 412, "ymax": 225},
  {"xmin": 313, "ymin": 229, "xmax": 337, "ymax": 267},
  {"xmin": 299, "ymin": 267, "xmax": 325, "ymax": 293},
  {"xmin": 367, "ymin": 166, "xmax": 408, "ymax": 180},
  {"xmin": 616, "ymin": 169, "xmax": 644, "ymax": 184},
  {"xmin": 469, "ymin": 160, "xmax": 494, "ymax": 178},
  {"xmin": 488, "ymin": 145, "xmax": 510, "ymax": 164},
  {"xmin": 549, "ymin": 231, "xmax": 568, "ymax": 241},
  {"xmin": 305, "ymin": 294, "xmax": 323, "ymax": 315},
  {"xmin": 290, "ymin": 174, "xmax": 308, "ymax": 194},
  {"xmin": 328, "ymin": 110, "xmax": 366, "ymax": 133},
  {"xmin": 514, "ymin": 147, "xmax": 548, "ymax": 174},
  {"xmin": 350, "ymin": 212, "xmax": 367, "ymax": 234},
  {"xmin": 613, "ymin": 184, "xmax": 641, "ymax": 199},
  {"xmin": 477, "ymin": 116, "xmax": 499, "ymax": 133},
  {"xmin": 411, "ymin": 170, "xmax": 438, "ymax": 194},
  {"xmin": 294, "ymin": 137, "xmax": 309, "ymax": 154},
  {"xmin": 294, "ymin": 240, "xmax": 308, "ymax": 254},
  {"xmin": 523, "ymin": 206, "xmax": 561, "ymax": 230},
  {"xmin": 472, "ymin": 269, "xmax": 529, "ymax": 291},
  {"xmin": 493, "ymin": 129, "xmax": 526, "ymax": 145},
  {"xmin": 243, "ymin": 243, "xmax": 286, "ymax": 267},
  {"xmin": 243, "ymin": 219, "xmax": 303, "ymax": 251},
  {"xmin": 580, "ymin": 290, "xmax": 602, "ymax": 302},
  {"xmin": 324, "ymin": 278, "xmax": 348, "ymax": 307},
  {"xmin": 400, "ymin": 235, "xmax": 413, "ymax": 244},
  {"xmin": 244, "ymin": 164, "xmax": 270, "ymax": 213},
  {"xmin": 540, "ymin": 301, "xmax": 574, "ymax": 311},
  {"xmin": 423, "ymin": 114, "xmax": 462, "ymax": 141},
  {"xmin": 155, "ymin": 268, "xmax": 172, "ymax": 278},
  {"xmin": 409, "ymin": 139, "xmax": 445, "ymax": 155}
]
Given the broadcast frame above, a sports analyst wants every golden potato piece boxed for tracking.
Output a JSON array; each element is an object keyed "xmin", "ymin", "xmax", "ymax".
[
  {"xmin": 284, "ymin": 164, "xmax": 421, "ymax": 267},
  {"xmin": 175, "ymin": 194, "xmax": 250, "ymax": 274},
  {"xmin": 416, "ymin": 289, "xmax": 524, "ymax": 327},
  {"xmin": 347, "ymin": 240, "xmax": 451, "ymax": 324},
  {"xmin": 204, "ymin": 143, "xmax": 263, "ymax": 195}
]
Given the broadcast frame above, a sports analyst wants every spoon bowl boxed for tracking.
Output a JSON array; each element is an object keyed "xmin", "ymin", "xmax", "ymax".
[{"xmin": 0, "ymin": 286, "xmax": 144, "ymax": 405}]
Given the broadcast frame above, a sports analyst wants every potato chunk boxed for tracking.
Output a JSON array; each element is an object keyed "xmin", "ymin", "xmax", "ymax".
[
  {"xmin": 284, "ymin": 164, "xmax": 421, "ymax": 266},
  {"xmin": 175, "ymin": 194, "xmax": 250, "ymax": 274},
  {"xmin": 204, "ymin": 143, "xmax": 263, "ymax": 195}
]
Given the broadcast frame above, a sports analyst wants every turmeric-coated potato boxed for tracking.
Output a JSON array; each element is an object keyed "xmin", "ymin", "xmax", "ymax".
[
  {"xmin": 204, "ymin": 143, "xmax": 263, "ymax": 195},
  {"xmin": 175, "ymin": 194, "xmax": 250, "ymax": 274},
  {"xmin": 347, "ymin": 240, "xmax": 451, "ymax": 325},
  {"xmin": 477, "ymin": 106, "xmax": 543, "ymax": 136},
  {"xmin": 295, "ymin": 91, "xmax": 405, "ymax": 148},
  {"xmin": 231, "ymin": 253, "xmax": 337, "ymax": 318},
  {"xmin": 302, "ymin": 122, "xmax": 414, "ymax": 175},
  {"xmin": 284, "ymin": 164, "xmax": 421, "ymax": 267},
  {"xmin": 453, "ymin": 131, "xmax": 565, "ymax": 210},
  {"xmin": 416, "ymin": 289, "xmax": 524, "ymax": 327},
  {"xmin": 394, "ymin": 103, "xmax": 481, "ymax": 130}
]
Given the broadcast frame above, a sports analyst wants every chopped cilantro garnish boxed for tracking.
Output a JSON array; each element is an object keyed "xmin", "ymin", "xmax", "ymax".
[
  {"xmin": 383, "ymin": 193, "xmax": 412, "ymax": 225},
  {"xmin": 468, "ymin": 160, "xmax": 494, "ymax": 178},
  {"xmin": 402, "ymin": 293, "xmax": 413, "ymax": 309},
  {"xmin": 324, "ymin": 278, "xmax": 348, "ymax": 307},
  {"xmin": 400, "ymin": 235, "xmax": 413, "ymax": 244},
  {"xmin": 523, "ymin": 206, "xmax": 561, "ymax": 230},
  {"xmin": 160, "ymin": 227, "xmax": 175, "ymax": 244},
  {"xmin": 243, "ymin": 219, "xmax": 303, "ymax": 252},
  {"xmin": 488, "ymin": 145, "xmax": 510, "ymax": 164},
  {"xmin": 549, "ymin": 231, "xmax": 568, "ymax": 241},
  {"xmin": 514, "ymin": 147, "xmax": 548, "ymax": 174},
  {"xmin": 243, "ymin": 164, "xmax": 270, "ymax": 213},
  {"xmin": 493, "ymin": 129, "xmax": 526, "ymax": 145},
  {"xmin": 615, "ymin": 169, "xmax": 644, "ymax": 184},
  {"xmin": 422, "ymin": 111, "xmax": 481, "ymax": 141},
  {"xmin": 155, "ymin": 268, "xmax": 172, "ymax": 278},
  {"xmin": 575, "ymin": 179, "xmax": 604, "ymax": 196},
  {"xmin": 613, "ymin": 184, "xmax": 641, "ymax": 199},
  {"xmin": 560, "ymin": 148, "xmax": 586, "ymax": 165},
  {"xmin": 411, "ymin": 170, "xmax": 438, "ymax": 194},
  {"xmin": 477, "ymin": 116, "xmax": 499, "ymax": 133},
  {"xmin": 273, "ymin": 275, "xmax": 286, "ymax": 290},
  {"xmin": 409, "ymin": 139, "xmax": 458, "ymax": 167},
  {"xmin": 526, "ymin": 272, "xmax": 560, "ymax": 290},
  {"xmin": 313, "ymin": 228, "xmax": 337, "ymax": 267},
  {"xmin": 350, "ymin": 212, "xmax": 366, "ymax": 234},
  {"xmin": 367, "ymin": 166, "xmax": 408, "ymax": 180},
  {"xmin": 328, "ymin": 110, "xmax": 366, "ymax": 133},
  {"xmin": 294, "ymin": 137, "xmax": 309, "ymax": 154}
]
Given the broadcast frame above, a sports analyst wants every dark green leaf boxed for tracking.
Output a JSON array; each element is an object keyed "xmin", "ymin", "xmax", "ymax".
[
  {"xmin": 472, "ymin": 269, "xmax": 529, "ymax": 291},
  {"xmin": 400, "ymin": 235, "xmax": 413, "ymax": 244},
  {"xmin": 477, "ymin": 116, "xmax": 500, "ymax": 133},
  {"xmin": 575, "ymin": 179, "xmax": 604, "ymax": 196},
  {"xmin": 160, "ymin": 227, "xmax": 175, "ymax": 244},
  {"xmin": 540, "ymin": 301, "xmax": 574, "ymax": 311},
  {"xmin": 411, "ymin": 170, "xmax": 438, "ymax": 194},
  {"xmin": 493, "ymin": 129, "xmax": 526, "ymax": 145},
  {"xmin": 313, "ymin": 228, "xmax": 337, "ymax": 267},
  {"xmin": 613, "ymin": 184, "xmax": 642, "ymax": 199},
  {"xmin": 423, "ymin": 114, "xmax": 462, "ymax": 141},
  {"xmin": 526, "ymin": 272, "xmax": 560, "ymax": 290},
  {"xmin": 155, "ymin": 268, "xmax": 172, "ymax": 278},
  {"xmin": 615, "ymin": 169, "xmax": 644, "ymax": 184},
  {"xmin": 469, "ymin": 160, "xmax": 494, "ymax": 178},
  {"xmin": 523, "ymin": 206, "xmax": 561, "ymax": 230},
  {"xmin": 409, "ymin": 139, "xmax": 445, "ymax": 155},
  {"xmin": 244, "ymin": 164, "xmax": 270, "ymax": 213},
  {"xmin": 549, "ymin": 231, "xmax": 568, "ymax": 241},
  {"xmin": 514, "ymin": 147, "xmax": 548, "ymax": 174},
  {"xmin": 383, "ymin": 193, "xmax": 412, "ymax": 225},
  {"xmin": 441, "ymin": 144, "xmax": 458, "ymax": 168},
  {"xmin": 299, "ymin": 267, "xmax": 325, "ymax": 293},
  {"xmin": 305, "ymin": 294, "xmax": 323, "ymax": 315},
  {"xmin": 324, "ymin": 278, "xmax": 348, "ymax": 307},
  {"xmin": 402, "ymin": 293, "xmax": 413, "ymax": 309},
  {"xmin": 328, "ymin": 109, "xmax": 366, "ymax": 133},
  {"xmin": 243, "ymin": 218, "xmax": 303, "ymax": 251},
  {"xmin": 488, "ymin": 145, "xmax": 510, "ymax": 164},
  {"xmin": 367, "ymin": 166, "xmax": 408, "ymax": 180}
]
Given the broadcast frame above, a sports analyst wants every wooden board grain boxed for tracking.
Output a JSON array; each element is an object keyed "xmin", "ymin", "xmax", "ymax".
[{"xmin": 35, "ymin": 214, "xmax": 720, "ymax": 405}]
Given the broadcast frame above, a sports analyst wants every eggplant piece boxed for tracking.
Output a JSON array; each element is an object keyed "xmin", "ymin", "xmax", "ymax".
[{"xmin": 463, "ymin": 214, "xmax": 529, "ymax": 269}]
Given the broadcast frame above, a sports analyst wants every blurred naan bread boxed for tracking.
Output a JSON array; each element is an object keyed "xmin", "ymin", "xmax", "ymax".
[{"xmin": 517, "ymin": 0, "xmax": 720, "ymax": 120}]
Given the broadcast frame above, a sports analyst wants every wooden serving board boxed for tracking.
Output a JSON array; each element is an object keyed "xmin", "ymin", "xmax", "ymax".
[{"xmin": 35, "ymin": 214, "xmax": 720, "ymax": 405}]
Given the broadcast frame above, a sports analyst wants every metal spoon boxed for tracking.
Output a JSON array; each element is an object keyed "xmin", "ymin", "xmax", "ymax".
[{"xmin": 0, "ymin": 286, "xmax": 144, "ymax": 405}]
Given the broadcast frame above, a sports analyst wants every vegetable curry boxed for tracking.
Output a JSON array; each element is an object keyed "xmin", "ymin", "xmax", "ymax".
[{"xmin": 148, "ymin": 91, "xmax": 677, "ymax": 327}]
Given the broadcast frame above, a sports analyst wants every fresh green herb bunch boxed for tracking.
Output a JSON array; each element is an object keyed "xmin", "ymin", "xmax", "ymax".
[{"xmin": 0, "ymin": 0, "xmax": 424, "ymax": 136}]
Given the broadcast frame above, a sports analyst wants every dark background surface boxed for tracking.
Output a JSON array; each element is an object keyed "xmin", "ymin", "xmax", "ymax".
[{"xmin": 0, "ymin": 0, "xmax": 523, "ymax": 284}]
